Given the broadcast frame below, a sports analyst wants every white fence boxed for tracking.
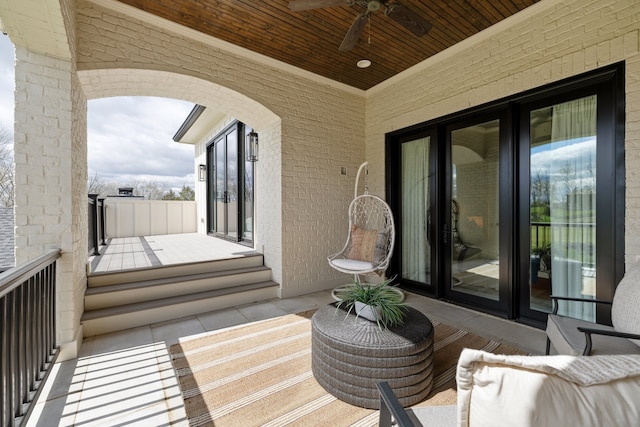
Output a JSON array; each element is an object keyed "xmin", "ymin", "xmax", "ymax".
[{"xmin": 104, "ymin": 198, "xmax": 197, "ymax": 238}]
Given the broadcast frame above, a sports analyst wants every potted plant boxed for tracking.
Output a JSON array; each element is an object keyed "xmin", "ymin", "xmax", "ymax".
[{"xmin": 334, "ymin": 278, "xmax": 407, "ymax": 329}]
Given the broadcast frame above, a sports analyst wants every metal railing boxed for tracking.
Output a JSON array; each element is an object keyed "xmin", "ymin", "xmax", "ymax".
[
  {"xmin": 377, "ymin": 382, "xmax": 415, "ymax": 427},
  {"xmin": 531, "ymin": 221, "xmax": 595, "ymax": 262},
  {"xmin": 1, "ymin": 249, "xmax": 61, "ymax": 427},
  {"xmin": 88, "ymin": 194, "xmax": 106, "ymax": 256}
]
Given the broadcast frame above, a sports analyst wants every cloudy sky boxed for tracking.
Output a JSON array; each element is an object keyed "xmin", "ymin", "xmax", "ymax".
[{"xmin": 0, "ymin": 34, "xmax": 196, "ymax": 192}]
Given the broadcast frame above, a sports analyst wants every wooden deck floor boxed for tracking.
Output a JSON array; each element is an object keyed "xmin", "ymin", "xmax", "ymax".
[{"xmin": 89, "ymin": 233, "xmax": 257, "ymax": 273}]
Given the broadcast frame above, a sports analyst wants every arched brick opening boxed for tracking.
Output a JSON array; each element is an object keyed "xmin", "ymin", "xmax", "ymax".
[
  {"xmin": 77, "ymin": 68, "xmax": 283, "ymax": 285},
  {"xmin": 78, "ymin": 69, "xmax": 279, "ymax": 130}
]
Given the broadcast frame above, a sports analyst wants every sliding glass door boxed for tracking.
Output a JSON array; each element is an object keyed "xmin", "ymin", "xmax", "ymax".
[
  {"xmin": 387, "ymin": 64, "xmax": 624, "ymax": 326},
  {"xmin": 206, "ymin": 121, "xmax": 254, "ymax": 245},
  {"xmin": 445, "ymin": 117, "xmax": 506, "ymax": 312},
  {"xmin": 521, "ymin": 93, "xmax": 605, "ymax": 323},
  {"xmin": 389, "ymin": 115, "xmax": 511, "ymax": 314}
]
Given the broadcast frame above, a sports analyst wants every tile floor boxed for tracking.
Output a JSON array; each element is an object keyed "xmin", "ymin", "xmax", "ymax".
[{"xmin": 27, "ymin": 290, "xmax": 546, "ymax": 426}]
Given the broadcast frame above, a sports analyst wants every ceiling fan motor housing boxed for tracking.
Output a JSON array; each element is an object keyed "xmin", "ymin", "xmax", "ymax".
[{"xmin": 289, "ymin": 0, "xmax": 431, "ymax": 51}]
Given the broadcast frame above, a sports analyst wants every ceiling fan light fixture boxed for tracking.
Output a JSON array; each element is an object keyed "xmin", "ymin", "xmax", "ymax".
[
  {"xmin": 367, "ymin": 0, "xmax": 382, "ymax": 13},
  {"xmin": 357, "ymin": 59, "xmax": 372, "ymax": 68}
]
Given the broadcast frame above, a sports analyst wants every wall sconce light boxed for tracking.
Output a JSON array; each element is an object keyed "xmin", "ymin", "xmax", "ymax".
[
  {"xmin": 198, "ymin": 164, "xmax": 206, "ymax": 181},
  {"xmin": 247, "ymin": 131, "xmax": 259, "ymax": 162}
]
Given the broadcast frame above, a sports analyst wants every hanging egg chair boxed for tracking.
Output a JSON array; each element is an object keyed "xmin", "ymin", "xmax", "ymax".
[{"xmin": 328, "ymin": 162, "xmax": 396, "ymax": 283}]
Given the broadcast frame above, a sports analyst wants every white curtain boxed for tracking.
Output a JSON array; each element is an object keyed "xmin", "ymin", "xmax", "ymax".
[
  {"xmin": 549, "ymin": 95, "xmax": 597, "ymax": 321},
  {"xmin": 401, "ymin": 138, "xmax": 430, "ymax": 283}
]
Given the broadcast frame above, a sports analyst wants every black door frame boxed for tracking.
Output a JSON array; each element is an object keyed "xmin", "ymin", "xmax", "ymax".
[
  {"xmin": 206, "ymin": 121, "xmax": 254, "ymax": 245},
  {"xmin": 516, "ymin": 67, "xmax": 625, "ymax": 325},
  {"xmin": 441, "ymin": 108, "xmax": 512, "ymax": 317},
  {"xmin": 386, "ymin": 62, "xmax": 625, "ymax": 326}
]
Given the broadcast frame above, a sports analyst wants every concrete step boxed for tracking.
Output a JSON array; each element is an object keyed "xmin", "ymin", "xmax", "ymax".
[
  {"xmin": 82, "ymin": 254, "xmax": 278, "ymax": 337},
  {"xmin": 85, "ymin": 265, "xmax": 273, "ymax": 310},
  {"xmin": 81, "ymin": 281, "xmax": 279, "ymax": 337},
  {"xmin": 87, "ymin": 253, "xmax": 265, "ymax": 287}
]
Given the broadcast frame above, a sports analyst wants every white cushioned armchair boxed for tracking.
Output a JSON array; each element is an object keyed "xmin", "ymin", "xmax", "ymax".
[
  {"xmin": 379, "ymin": 349, "xmax": 640, "ymax": 427},
  {"xmin": 545, "ymin": 266, "xmax": 640, "ymax": 356}
]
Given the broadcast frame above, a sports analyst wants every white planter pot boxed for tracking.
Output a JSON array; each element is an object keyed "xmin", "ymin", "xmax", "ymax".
[{"xmin": 354, "ymin": 301, "xmax": 381, "ymax": 322}]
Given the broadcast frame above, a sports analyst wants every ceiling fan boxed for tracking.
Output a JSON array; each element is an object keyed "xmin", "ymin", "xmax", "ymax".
[{"xmin": 288, "ymin": 0, "xmax": 432, "ymax": 51}]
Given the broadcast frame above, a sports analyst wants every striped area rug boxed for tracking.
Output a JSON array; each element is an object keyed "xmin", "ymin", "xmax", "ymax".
[{"xmin": 169, "ymin": 310, "xmax": 525, "ymax": 427}]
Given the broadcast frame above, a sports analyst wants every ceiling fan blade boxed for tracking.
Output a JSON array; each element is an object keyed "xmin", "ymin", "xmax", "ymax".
[
  {"xmin": 288, "ymin": 0, "xmax": 350, "ymax": 12},
  {"xmin": 339, "ymin": 13, "xmax": 368, "ymax": 51},
  {"xmin": 385, "ymin": 3, "xmax": 432, "ymax": 37}
]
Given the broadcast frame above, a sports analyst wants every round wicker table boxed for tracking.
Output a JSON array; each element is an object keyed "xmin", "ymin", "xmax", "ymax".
[{"xmin": 311, "ymin": 303, "xmax": 434, "ymax": 409}]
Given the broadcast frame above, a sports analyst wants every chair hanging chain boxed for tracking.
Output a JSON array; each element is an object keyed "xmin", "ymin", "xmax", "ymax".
[{"xmin": 364, "ymin": 166, "xmax": 369, "ymax": 195}]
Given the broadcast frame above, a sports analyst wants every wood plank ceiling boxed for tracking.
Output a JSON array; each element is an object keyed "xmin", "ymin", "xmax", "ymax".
[{"xmin": 116, "ymin": 0, "xmax": 540, "ymax": 90}]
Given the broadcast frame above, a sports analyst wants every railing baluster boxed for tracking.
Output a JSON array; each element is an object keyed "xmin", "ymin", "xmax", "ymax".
[
  {"xmin": 88, "ymin": 194, "xmax": 100, "ymax": 256},
  {"xmin": 28, "ymin": 276, "xmax": 37, "ymax": 389},
  {"xmin": 43, "ymin": 267, "xmax": 50, "ymax": 366},
  {"xmin": 25, "ymin": 278, "xmax": 33, "ymax": 401},
  {"xmin": 17, "ymin": 285, "xmax": 26, "ymax": 417},
  {"xmin": 1, "ymin": 296, "xmax": 7, "ymax": 427},
  {"xmin": 0, "ymin": 249, "xmax": 60, "ymax": 425},
  {"xmin": 98, "ymin": 198, "xmax": 106, "ymax": 245},
  {"xmin": 35, "ymin": 272, "xmax": 43, "ymax": 376},
  {"xmin": 49, "ymin": 263, "xmax": 57, "ymax": 358},
  {"xmin": 8, "ymin": 290, "xmax": 17, "ymax": 423}
]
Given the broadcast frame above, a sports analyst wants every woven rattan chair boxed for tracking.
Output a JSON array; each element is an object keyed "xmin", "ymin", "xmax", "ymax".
[{"xmin": 328, "ymin": 193, "xmax": 395, "ymax": 282}]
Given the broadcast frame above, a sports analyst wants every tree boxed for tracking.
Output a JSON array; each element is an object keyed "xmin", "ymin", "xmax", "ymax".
[
  {"xmin": 0, "ymin": 125, "xmax": 14, "ymax": 207},
  {"xmin": 88, "ymin": 172, "xmax": 112, "ymax": 195},
  {"xmin": 162, "ymin": 185, "xmax": 195, "ymax": 201},
  {"xmin": 530, "ymin": 169, "xmax": 550, "ymax": 221},
  {"xmin": 86, "ymin": 173, "xmax": 172, "ymax": 200},
  {"xmin": 178, "ymin": 185, "xmax": 195, "ymax": 201},
  {"xmin": 134, "ymin": 179, "xmax": 168, "ymax": 200},
  {"xmin": 162, "ymin": 189, "xmax": 178, "ymax": 200}
]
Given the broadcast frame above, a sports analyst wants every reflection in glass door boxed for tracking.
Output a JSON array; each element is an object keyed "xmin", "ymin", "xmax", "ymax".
[
  {"xmin": 527, "ymin": 95, "xmax": 597, "ymax": 321},
  {"xmin": 449, "ymin": 120, "xmax": 501, "ymax": 302}
]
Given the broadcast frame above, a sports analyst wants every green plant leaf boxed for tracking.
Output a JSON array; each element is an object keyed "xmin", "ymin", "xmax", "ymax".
[{"xmin": 334, "ymin": 278, "xmax": 407, "ymax": 329}]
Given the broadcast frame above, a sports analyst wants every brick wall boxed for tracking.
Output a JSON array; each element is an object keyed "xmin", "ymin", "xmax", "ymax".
[
  {"xmin": 11, "ymin": 0, "xmax": 87, "ymax": 360},
  {"xmin": 70, "ymin": 70, "xmax": 88, "ymax": 359},
  {"xmin": 75, "ymin": 0, "xmax": 640, "ymax": 295},
  {"xmin": 10, "ymin": 0, "xmax": 640, "ymax": 357},
  {"xmin": 367, "ymin": 0, "xmax": 640, "ymax": 265},
  {"xmin": 76, "ymin": 1, "xmax": 366, "ymax": 296},
  {"xmin": 13, "ymin": 47, "xmax": 84, "ymax": 357}
]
